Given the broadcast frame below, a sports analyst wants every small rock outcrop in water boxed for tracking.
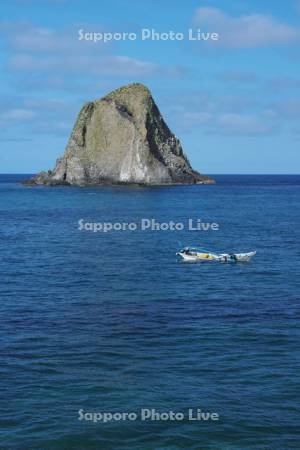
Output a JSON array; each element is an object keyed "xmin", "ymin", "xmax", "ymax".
[{"xmin": 24, "ymin": 83, "xmax": 214, "ymax": 186}]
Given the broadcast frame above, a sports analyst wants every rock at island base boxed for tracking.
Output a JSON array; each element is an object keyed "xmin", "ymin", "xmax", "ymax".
[{"xmin": 24, "ymin": 83, "xmax": 215, "ymax": 186}]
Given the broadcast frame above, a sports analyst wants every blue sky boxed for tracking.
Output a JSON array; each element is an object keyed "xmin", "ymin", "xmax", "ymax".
[{"xmin": 0, "ymin": 0, "xmax": 300, "ymax": 174}]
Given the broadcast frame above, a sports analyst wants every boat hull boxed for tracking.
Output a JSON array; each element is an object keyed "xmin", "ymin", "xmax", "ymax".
[{"xmin": 219, "ymin": 251, "xmax": 256, "ymax": 262}]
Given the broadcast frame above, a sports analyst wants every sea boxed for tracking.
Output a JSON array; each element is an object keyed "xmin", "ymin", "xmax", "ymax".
[{"xmin": 1, "ymin": 174, "xmax": 299, "ymax": 450}]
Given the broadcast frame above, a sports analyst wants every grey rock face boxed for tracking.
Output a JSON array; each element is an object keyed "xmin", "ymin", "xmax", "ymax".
[{"xmin": 24, "ymin": 83, "xmax": 214, "ymax": 186}]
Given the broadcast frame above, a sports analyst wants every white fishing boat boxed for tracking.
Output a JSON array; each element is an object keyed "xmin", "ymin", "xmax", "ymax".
[
  {"xmin": 218, "ymin": 251, "xmax": 256, "ymax": 262},
  {"xmin": 176, "ymin": 247, "xmax": 219, "ymax": 262},
  {"xmin": 177, "ymin": 247, "xmax": 256, "ymax": 263}
]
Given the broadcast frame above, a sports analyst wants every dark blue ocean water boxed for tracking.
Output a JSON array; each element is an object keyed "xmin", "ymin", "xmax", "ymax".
[{"xmin": 1, "ymin": 175, "xmax": 300, "ymax": 450}]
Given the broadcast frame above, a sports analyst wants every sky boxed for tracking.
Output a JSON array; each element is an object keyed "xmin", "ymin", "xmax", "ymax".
[{"xmin": 0, "ymin": 0, "xmax": 300, "ymax": 174}]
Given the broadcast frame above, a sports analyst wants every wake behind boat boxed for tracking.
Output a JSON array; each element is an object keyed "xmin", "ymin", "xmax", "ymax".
[{"xmin": 177, "ymin": 247, "xmax": 256, "ymax": 263}]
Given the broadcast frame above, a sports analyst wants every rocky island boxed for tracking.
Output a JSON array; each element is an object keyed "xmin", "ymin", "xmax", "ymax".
[{"xmin": 24, "ymin": 83, "xmax": 214, "ymax": 186}]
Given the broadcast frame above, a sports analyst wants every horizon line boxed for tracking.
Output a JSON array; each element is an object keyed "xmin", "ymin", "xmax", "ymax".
[{"xmin": 1, "ymin": 173, "xmax": 300, "ymax": 176}]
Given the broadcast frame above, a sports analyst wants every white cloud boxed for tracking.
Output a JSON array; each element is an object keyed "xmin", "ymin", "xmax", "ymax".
[
  {"xmin": 215, "ymin": 71, "xmax": 258, "ymax": 83},
  {"xmin": 194, "ymin": 7, "xmax": 300, "ymax": 48},
  {"xmin": 180, "ymin": 111, "xmax": 212, "ymax": 128},
  {"xmin": 10, "ymin": 26, "xmax": 79, "ymax": 52},
  {"xmin": 167, "ymin": 86, "xmax": 300, "ymax": 136},
  {"xmin": 0, "ymin": 93, "xmax": 77, "ymax": 136},
  {"xmin": 0, "ymin": 108, "xmax": 36, "ymax": 130},
  {"xmin": 215, "ymin": 72, "xmax": 300, "ymax": 91},
  {"xmin": 178, "ymin": 110, "xmax": 275, "ymax": 136},
  {"xmin": 8, "ymin": 53, "xmax": 159, "ymax": 77},
  {"xmin": 217, "ymin": 113, "xmax": 274, "ymax": 135},
  {"xmin": 271, "ymin": 100, "xmax": 300, "ymax": 118},
  {"xmin": 1, "ymin": 22, "xmax": 183, "ymax": 80},
  {"xmin": 164, "ymin": 90, "xmax": 281, "ymax": 136},
  {"xmin": 0, "ymin": 108, "xmax": 35, "ymax": 121}
]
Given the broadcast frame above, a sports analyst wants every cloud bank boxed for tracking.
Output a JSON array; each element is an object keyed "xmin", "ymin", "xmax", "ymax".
[{"xmin": 194, "ymin": 7, "xmax": 300, "ymax": 48}]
